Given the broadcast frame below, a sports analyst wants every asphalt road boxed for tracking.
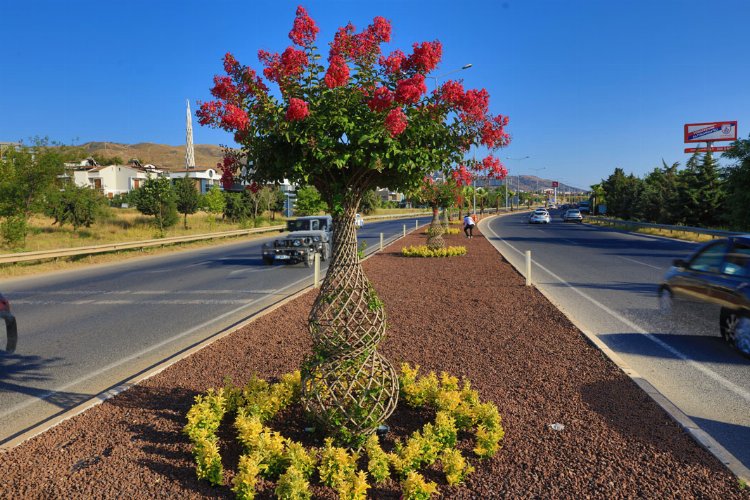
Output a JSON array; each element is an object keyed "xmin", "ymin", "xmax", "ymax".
[
  {"xmin": 0, "ymin": 215, "xmax": 432, "ymax": 445},
  {"xmin": 484, "ymin": 211, "xmax": 750, "ymax": 471}
]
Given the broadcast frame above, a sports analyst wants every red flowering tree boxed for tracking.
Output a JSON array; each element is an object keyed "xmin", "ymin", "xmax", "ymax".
[
  {"xmin": 413, "ymin": 176, "xmax": 460, "ymax": 248},
  {"xmin": 197, "ymin": 6, "xmax": 510, "ymax": 445}
]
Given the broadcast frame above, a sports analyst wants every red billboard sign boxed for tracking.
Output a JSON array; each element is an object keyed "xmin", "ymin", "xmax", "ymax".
[
  {"xmin": 551, "ymin": 181, "xmax": 559, "ymax": 187},
  {"xmin": 684, "ymin": 121, "xmax": 737, "ymax": 143}
]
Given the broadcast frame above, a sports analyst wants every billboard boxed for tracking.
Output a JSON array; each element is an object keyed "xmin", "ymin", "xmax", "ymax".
[
  {"xmin": 551, "ymin": 181, "xmax": 559, "ymax": 188},
  {"xmin": 684, "ymin": 146, "xmax": 732, "ymax": 154},
  {"xmin": 684, "ymin": 121, "xmax": 737, "ymax": 143}
]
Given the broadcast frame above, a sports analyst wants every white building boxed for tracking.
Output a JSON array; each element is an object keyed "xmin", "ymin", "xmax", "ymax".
[
  {"xmin": 166, "ymin": 168, "xmax": 219, "ymax": 194},
  {"xmin": 69, "ymin": 164, "xmax": 162, "ymax": 198}
]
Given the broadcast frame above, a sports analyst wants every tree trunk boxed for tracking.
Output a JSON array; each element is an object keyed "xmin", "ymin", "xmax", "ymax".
[
  {"xmin": 426, "ymin": 205, "xmax": 445, "ymax": 250},
  {"xmin": 302, "ymin": 201, "xmax": 398, "ymax": 446}
]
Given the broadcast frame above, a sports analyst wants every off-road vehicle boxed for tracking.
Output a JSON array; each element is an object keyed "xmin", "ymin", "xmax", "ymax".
[{"xmin": 262, "ymin": 215, "xmax": 332, "ymax": 267}]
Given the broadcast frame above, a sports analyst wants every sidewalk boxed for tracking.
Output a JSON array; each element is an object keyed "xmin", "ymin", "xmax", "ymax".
[{"xmin": 0, "ymin": 224, "xmax": 746, "ymax": 498}]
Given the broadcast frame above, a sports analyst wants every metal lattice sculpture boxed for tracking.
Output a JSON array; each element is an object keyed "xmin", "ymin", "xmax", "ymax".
[
  {"xmin": 426, "ymin": 212, "xmax": 446, "ymax": 250},
  {"xmin": 302, "ymin": 210, "xmax": 398, "ymax": 445}
]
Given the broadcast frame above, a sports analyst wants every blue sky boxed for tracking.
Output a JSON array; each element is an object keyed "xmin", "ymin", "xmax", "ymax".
[{"xmin": 1, "ymin": 0, "xmax": 748, "ymax": 190}]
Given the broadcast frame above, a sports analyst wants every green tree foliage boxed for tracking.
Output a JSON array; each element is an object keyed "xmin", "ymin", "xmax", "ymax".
[
  {"xmin": 678, "ymin": 151, "xmax": 724, "ymax": 227},
  {"xmin": 722, "ymin": 134, "xmax": 750, "ymax": 230},
  {"xmin": 132, "ymin": 177, "xmax": 178, "ymax": 234},
  {"xmin": 602, "ymin": 168, "xmax": 644, "ymax": 219},
  {"xmin": 294, "ymin": 185, "xmax": 327, "ymax": 216},
  {"xmin": 359, "ymin": 190, "xmax": 382, "ymax": 215},
  {"xmin": 223, "ymin": 191, "xmax": 249, "ymax": 222},
  {"xmin": 271, "ymin": 186, "xmax": 285, "ymax": 220},
  {"xmin": 44, "ymin": 185, "xmax": 107, "ymax": 229},
  {"xmin": 0, "ymin": 140, "xmax": 66, "ymax": 245},
  {"xmin": 174, "ymin": 176, "xmax": 200, "ymax": 229},
  {"xmin": 202, "ymin": 185, "xmax": 226, "ymax": 228}
]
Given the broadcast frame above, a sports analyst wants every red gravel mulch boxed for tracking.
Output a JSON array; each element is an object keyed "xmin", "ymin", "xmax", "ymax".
[{"xmin": 0, "ymin": 224, "xmax": 747, "ymax": 498}]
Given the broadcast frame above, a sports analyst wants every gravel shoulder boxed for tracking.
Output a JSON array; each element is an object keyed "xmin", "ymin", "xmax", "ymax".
[{"xmin": 0, "ymin": 225, "xmax": 747, "ymax": 498}]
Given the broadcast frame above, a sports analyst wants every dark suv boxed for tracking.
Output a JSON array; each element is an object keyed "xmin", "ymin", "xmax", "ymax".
[{"xmin": 659, "ymin": 236, "xmax": 750, "ymax": 357}]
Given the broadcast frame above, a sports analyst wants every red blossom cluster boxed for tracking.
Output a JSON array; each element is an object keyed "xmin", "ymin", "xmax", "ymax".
[
  {"xmin": 218, "ymin": 155, "xmax": 237, "ymax": 190},
  {"xmin": 385, "ymin": 108, "xmax": 407, "ymax": 137},
  {"xmin": 210, "ymin": 75, "xmax": 238, "ymax": 102},
  {"xmin": 288, "ymin": 6, "xmax": 319, "ymax": 47},
  {"xmin": 451, "ymin": 165, "xmax": 473, "ymax": 186},
  {"xmin": 223, "ymin": 52, "xmax": 240, "ymax": 74},
  {"xmin": 286, "ymin": 98, "xmax": 310, "ymax": 121},
  {"xmin": 324, "ymin": 55, "xmax": 350, "ymax": 88},
  {"xmin": 395, "ymin": 74, "xmax": 426, "ymax": 105},
  {"xmin": 258, "ymin": 47, "xmax": 308, "ymax": 86},
  {"xmin": 460, "ymin": 88, "xmax": 490, "ymax": 122},
  {"xmin": 368, "ymin": 86, "xmax": 394, "ymax": 112},
  {"xmin": 437, "ymin": 80, "xmax": 464, "ymax": 107},
  {"xmin": 480, "ymin": 115, "xmax": 511, "ymax": 148},
  {"xmin": 379, "ymin": 50, "xmax": 405, "ymax": 75},
  {"xmin": 329, "ymin": 17, "xmax": 392, "ymax": 63},
  {"xmin": 222, "ymin": 104, "xmax": 250, "ymax": 131},
  {"xmin": 480, "ymin": 155, "xmax": 508, "ymax": 179},
  {"xmin": 403, "ymin": 40, "xmax": 442, "ymax": 73}
]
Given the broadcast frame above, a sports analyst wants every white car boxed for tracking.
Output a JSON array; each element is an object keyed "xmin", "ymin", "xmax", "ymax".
[
  {"xmin": 354, "ymin": 213, "xmax": 364, "ymax": 228},
  {"xmin": 562, "ymin": 209, "xmax": 583, "ymax": 223},
  {"xmin": 529, "ymin": 209, "xmax": 550, "ymax": 224}
]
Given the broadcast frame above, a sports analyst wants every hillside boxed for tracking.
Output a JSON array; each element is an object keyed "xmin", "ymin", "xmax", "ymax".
[{"xmin": 78, "ymin": 142, "xmax": 225, "ymax": 170}]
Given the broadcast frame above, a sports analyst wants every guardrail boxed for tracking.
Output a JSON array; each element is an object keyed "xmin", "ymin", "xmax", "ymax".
[
  {"xmin": 585, "ymin": 216, "xmax": 746, "ymax": 239},
  {"xmin": 0, "ymin": 212, "xmax": 433, "ymax": 266}
]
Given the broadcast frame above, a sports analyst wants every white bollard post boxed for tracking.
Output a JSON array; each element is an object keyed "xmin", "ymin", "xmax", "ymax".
[
  {"xmin": 403, "ymin": 224, "xmax": 406, "ymax": 237},
  {"xmin": 380, "ymin": 233, "xmax": 384, "ymax": 251},
  {"xmin": 525, "ymin": 250, "xmax": 532, "ymax": 286},
  {"xmin": 314, "ymin": 252, "xmax": 320, "ymax": 288},
  {"xmin": 415, "ymin": 220, "xmax": 418, "ymax": 230}
]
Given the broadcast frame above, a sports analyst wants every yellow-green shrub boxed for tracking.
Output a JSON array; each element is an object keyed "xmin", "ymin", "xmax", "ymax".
[
  {"xmin": 401, "ymin": 245, "xmax": 467, "ymax": 258},
  {"xmin": 233, "ymin": 454, "xmax": 262, "ymax": 499},
  {"xmin": 336, "ymin": 470, "xmax": 370, "ymax": 500},
  {"xmin": 318, "ymin": 438, "xmax": 359, "ymax": 488},
  {"xmin": 422, "ymin": 227, "xmax": 459, "ymax": 235},
  {"xmin": 440, "ymin": 448, "xmax": 475, "ymax": 485},
  {"xmin": 285, "ymin": 440, "xmax": 317, "ymax": 479},
  {"xmin": 401, "ymin": 471, "xmax": 439, "ymax": 500},
  {"xmin": 274, "ymin": 465, "xmax": 312, "ymax": 500},
  {"xmin": 183, "ymin": 388, "xmax": 227, "ymax": 485},
  {"xmin": 192, "ymin": 434, "xmax": 224, "ymax": 485},
  {"xmin": 364, "ymin": 434, "xmax": 391, "ymax": 484}
]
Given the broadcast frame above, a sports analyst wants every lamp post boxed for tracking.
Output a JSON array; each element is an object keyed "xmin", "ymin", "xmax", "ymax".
[
  {"xmin": 530, "ymin": 166, "xmax": 546, "ymax": 205},
  {"xmin": 505, "ymin": 156, "xmax": 530, "ymax": 210},
  {"xmin": 428, "ymin": 63, "xmax": 473, "ymax": 88}
]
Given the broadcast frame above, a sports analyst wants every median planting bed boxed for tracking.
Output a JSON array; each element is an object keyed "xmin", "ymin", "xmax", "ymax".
[{"xmin": 0, "ymin": 225, "xmax": 746, "ymax": 498}]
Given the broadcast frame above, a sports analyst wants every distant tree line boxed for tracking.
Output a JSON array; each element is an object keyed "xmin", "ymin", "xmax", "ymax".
[{"xmin": 595, "ymin": 134, "xmax": 750, "ymax": 230}]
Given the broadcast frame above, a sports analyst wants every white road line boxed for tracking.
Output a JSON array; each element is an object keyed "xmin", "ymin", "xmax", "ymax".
[
  {"xmin": 12, "ymin": 298, "xmax": 275, "ymax": 306},
  {"xmin": 484, "ymin": 223, "xmax": 750, "ymax": 404},
  {"xmin": 183, "ymin": 260, "xmax": 211, "ymax": 268},
  {"xmin": 0, "ymin": 273, "xmax": 314, "ymax": 420},
  {"xmin": 9, "ymin": 289, "xmax": 276, "ymax": 297},
  {"xmin": 618, "ymin": 255, "xmax": 662, "ymax": 270},
  {"xmin": 562, "ymin": 238, "xmax": 578, "ymax": 245}
]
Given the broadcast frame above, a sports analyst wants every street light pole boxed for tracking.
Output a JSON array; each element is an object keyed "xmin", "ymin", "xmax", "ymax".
[
  {"xmin": 504, "ymin": 156, "xmax": 530, "ymax": 211},
  {"xmin": 428, "ymin": 63, "xmax": 473, "ymax": 88}
]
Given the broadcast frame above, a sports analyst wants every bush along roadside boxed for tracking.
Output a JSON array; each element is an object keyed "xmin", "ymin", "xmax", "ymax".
[
  {"xmin": 401, "ymin": 245, "xmax": 467, "ymax": 258},
  {"xmin": 183, "ymin": 364, "xmax": 504, "ymax": 499}
]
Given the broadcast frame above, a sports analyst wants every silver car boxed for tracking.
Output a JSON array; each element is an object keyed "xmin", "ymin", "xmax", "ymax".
[
  {"xmin": 529, "ymin": 209, "xmax": 550, "ymax": 224},
  {"xmin": 563, "ymin": 209, "xmax": 583, "ymax": 223}
]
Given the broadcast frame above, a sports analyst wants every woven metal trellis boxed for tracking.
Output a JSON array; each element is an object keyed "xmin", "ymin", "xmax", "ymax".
[
  {"xmin": 302, "ymin": 210, "xmax": 398, "ymax": 443},
  {"xmin": 426, "ymin": 212, "xmax": 446, "ymax": 250}
]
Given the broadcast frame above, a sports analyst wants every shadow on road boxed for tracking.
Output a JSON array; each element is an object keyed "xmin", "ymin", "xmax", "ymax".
[{"xmin": 597, "ymin": 332, "xmax": 747, "ymax": 365}]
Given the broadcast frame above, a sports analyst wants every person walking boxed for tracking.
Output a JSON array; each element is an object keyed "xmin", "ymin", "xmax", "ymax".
[{"xmin": 463, "ymin": 213, "xmax": 476, "ymax": 238}]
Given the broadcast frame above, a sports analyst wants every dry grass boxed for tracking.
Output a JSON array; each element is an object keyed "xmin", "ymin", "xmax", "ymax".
[
  {"xmin": 0, "ymin": 208, "xmax": 428, "ymax": 279},
  {"xmin": 586, "ymin": 220, "xmax": 717, "ymax": 243}
]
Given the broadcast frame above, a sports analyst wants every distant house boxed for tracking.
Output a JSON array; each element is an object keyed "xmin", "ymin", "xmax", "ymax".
[
  {"xmin": 376, "ymin": 188, "xmax": 405, "ymax": 203},
  {"xmin": 68, "ymin": 164, "xmax": 162, "ymax": 198},
  {"xmin": 166, "ymin": 167, "xmax": 219, "ymax": 194}
]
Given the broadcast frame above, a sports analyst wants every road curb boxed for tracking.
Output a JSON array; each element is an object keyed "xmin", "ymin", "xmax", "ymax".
[
  {"xmin": 479, "ymin": 215, "xmax": 750, "ymax": 484},
  {"xmin": 0, "ymin": 217, "xmax": 429, "ymax": 452}
]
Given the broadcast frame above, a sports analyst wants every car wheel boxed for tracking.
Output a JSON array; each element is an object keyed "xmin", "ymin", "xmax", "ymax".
[
  {"xmin": 304, "ymin": 251, "xmax": 314, "ymax": 268},
  {"xmin": 262, "ymin": 256, "xmax": 273, "ymax": 265},
  {"xmin": 658, "ymin": 288, "xmax": 673, "ymax": 315},
  {"xmin": 721, "ymin": 309, "xmax": 750, "ymax": 356}
]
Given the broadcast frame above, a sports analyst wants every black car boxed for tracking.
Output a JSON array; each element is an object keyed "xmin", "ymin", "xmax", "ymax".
[
  {"xmin": 659, "ymin": 236, "xmax": 750, "ymax": 357},
  {"xmin": 1, "ymin": 292, "xmax": 17, "ymax": 354}
]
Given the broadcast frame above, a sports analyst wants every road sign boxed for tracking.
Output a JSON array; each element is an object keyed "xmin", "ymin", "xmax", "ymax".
[
  {"xmin": 551, "ymin": 181, "xmax": 559, "ymax": 188},
  {"xmin": 684, "ymin": 121, "xmax": 737, "ymax": 143},
  {"xmin": 684, "ymin": 146, "xmax": 733, "ymax": 153}
]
